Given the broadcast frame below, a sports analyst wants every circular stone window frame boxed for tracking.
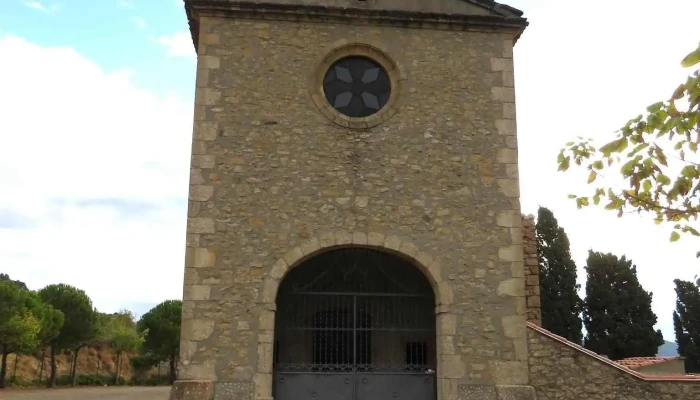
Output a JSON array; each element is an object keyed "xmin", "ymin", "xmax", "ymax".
[{"xmin": 310, "ymin": 41, "xmax": 406, "ymax": 129}]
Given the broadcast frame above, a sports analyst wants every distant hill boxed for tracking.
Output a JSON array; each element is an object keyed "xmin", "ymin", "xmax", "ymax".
[{"xmin": 657, "ymin": 341, "xmax": 679, "ymax": 357}]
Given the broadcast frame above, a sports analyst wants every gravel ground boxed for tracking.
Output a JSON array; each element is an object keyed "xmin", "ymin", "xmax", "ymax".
[{"xmin": 3, "ymin": 386, "xmax": 171, "ymax": 400}]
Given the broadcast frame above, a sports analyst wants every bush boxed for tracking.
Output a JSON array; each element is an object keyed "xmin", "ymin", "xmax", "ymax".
[
  {"xmin": 129, "ymin": 374, "xmax": 170, "ymax": 386},
  {"xmin": 6, "ymin": 376, "xmax": 35, "ymax": 387}
]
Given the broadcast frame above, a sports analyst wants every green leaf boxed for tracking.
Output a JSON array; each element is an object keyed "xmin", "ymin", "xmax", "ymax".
[
  {"xmin": 671, "ymin": 231, "xmax": 681, "ymax": 242},
  {"xmin": 643, "ymin": 180, "xmax": 652, "ymax": 192},
  {"xmin": 647, "ymin": 102, "xmax": 664, "ymax": 113},
  {"xmin": 568, "ymin": 194, "xmax": 577, "ymax": 199},
  {"xmin": 587, "ymin": 171, "xmax": 597, "ymax": 183},
  {"xmin": 681, "ymin": 46, "xmax": 700, "ymax": 68}
]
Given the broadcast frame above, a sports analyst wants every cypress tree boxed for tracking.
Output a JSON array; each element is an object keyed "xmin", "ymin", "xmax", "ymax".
[
  {"xmin": 536, "ymin": 206, "xmax": 583, "ymax": 343},
  {"xmin": 673, "ymin": 278, "xmax": 700, "ymax": 373},
  {"xmin": 583, "ymin": 251, "xmax": 664, "ymax": 359}
]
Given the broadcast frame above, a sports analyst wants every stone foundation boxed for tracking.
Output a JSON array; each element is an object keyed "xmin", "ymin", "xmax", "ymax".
[{"xmin": 170, "ymin": 381, "xmax": 536, "ymax": 400}]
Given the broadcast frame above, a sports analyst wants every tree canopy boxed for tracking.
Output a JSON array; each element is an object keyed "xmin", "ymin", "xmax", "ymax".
[
  {"xmin": 583, "ymin": 251, "xmax": 664, "ymax": 360},
  {"xmin": 557, "ymin": 44, "xmax": 700, "ymax": 247},
  {"xmin": 673, "ymin": 278, "xmax": 700, "ymax": 373},
  {"xmin": 137, "ymin": 300, "xmax": 182, "ymax": 384},
  {"xmin": 38, "ymin": 284, "xmax": 98, "ymax": 387},
  {"xmin": 536, "ymin": 206, "xmax": 583, "ymax": 344},
  {"xmin": 0, "ymin": 273, "xmax": 28, "ymax": 291}
]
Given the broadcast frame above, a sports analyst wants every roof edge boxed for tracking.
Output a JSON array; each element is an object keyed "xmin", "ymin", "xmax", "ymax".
[
  {"xmin": 184, "ymin": 0, "xmax": 528, "ymax": 52},
  {"xmin": 527, "ymin": 322, "xmax": 700, "ymax": 382}
]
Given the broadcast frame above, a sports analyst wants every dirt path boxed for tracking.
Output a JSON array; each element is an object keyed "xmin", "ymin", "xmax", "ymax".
[{"xmin": 3, "ymin": 386, "xmax": 171, "ymax": 400}]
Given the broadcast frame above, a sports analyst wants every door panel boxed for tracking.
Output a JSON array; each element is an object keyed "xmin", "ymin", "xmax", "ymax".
[
  {"xmin": 274, "ymin": 373, "xmax": 354, "ymax": 400},
  {"xmin": 355, "ymin": 374, "xmax": 436, "ymax": 400}
]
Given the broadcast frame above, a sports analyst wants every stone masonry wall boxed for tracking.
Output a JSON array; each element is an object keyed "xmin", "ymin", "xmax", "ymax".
[
  {"xmin": 180, "ymin": 13, "xmax": 528, "ymax": 400},
  {"xmin": 528, "ymin": 327, "xmax": 700, "ymax": 400},
  {"xmin": 521, "ymin": 215, "xmax": 540, "ymax": 326}
]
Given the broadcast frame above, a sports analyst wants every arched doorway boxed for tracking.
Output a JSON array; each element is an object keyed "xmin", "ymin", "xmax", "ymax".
[{"xmin": 273, "ymin": 247, "xmax": 437, "ymax": 400}]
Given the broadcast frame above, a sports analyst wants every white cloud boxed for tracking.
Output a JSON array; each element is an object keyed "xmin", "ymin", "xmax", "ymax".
[
  {"xmin": 150, "ymin": 32, "xmax": 195, "ymax": 59},
  {"xmin": 24, "ymin": 1, "xmax": 56, "ymax": 13},
  {"xmin": 0, "ymin": 35, "xmax": 192, "ymax": 312},
  {"xmin": 117, "ymin": 0, "xmax": 134, "ymax": 8},
  {"xmin": 130, "ymin": 16, "xmax": 147, "ymax": 29}
]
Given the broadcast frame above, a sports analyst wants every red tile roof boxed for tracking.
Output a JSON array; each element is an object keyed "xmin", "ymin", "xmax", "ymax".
[
  {"xmin": 617, "ymin": 357, "xmax": 680, "ymax": 370},
  {"xmin": 527, "ymin": 322, "xmax": 700, "ymax": 382}
]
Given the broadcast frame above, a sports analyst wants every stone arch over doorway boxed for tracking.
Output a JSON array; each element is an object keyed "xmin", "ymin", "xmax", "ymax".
[{"xmin": 253, "ymin": 231, "xmax": 457, "ymax": 400}]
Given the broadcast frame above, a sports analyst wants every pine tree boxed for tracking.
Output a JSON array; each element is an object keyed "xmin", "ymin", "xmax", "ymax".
[
  {"xmin": 673, "ymin": 278, "xmax": 700, "ymax": 373},
  {"xmin": 536, "ymin": 206, "xmax": 583, "ymax": 343},
  {"xmin": 583, "ymin": 251, "xmax": 664, "ymax": 360}
]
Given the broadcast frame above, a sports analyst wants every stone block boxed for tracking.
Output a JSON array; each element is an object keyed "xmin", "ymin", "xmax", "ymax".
[
  {"xmin": 498, "ymin": 278, "xmax": 525, "ymax": 297},
  {"xmin": 503, "ymin": 103, "xmax": 516, "ymax": 120},
  {"xmin": 491, "ymin": 57, "xmax": 513, "ymax": 72},
  {"xmin": 499, "ymin": 245, "xmax": 523, "ymax": 262},
  {"xmin": 440, "ymin": 354, "xmax": 466, "ymax": 378},
  {"xmin": 269, "ymin": 259, "xmax": 288, "ymax": 280},
  {"xmin": 258, "ymin": 342, "xmax": 274, "ymax": 373},
  {"xmin": 180, "ymin": 340, "xmax": 197, "ymax": 364},
  {"xmin": 199, "ymin": 55, "xmax": 220, "ymax": 69},
  {"xmin": 318, "ymin": 231, "xmax": 336, "ymax": 248},
  {"xmin": 437, "ymin": 313, "xmax": 456, "ymax": 335},
  {"xmin": 214, "ymin": 381, "xmax": 252, "ymax": 400},
  {"xmin": 399, "ymin": 240, "xmax": 419, "ymax": 258},
  {"xmin": 352, "ymin": 231, "xmax": 368, "ymax": 245},
  {"xmin": 254, "ymin": 373, "xmax": 273, "ymax": 399},
  {"xmin": 501, "ymin": 315, "xmax": 526, "ymax": 339},
  {"xmin": 300, "ymin": 238, "xmax": 321, "ymax": 256},
  {"xmin": 502, "ymin": 71, "xmax": 514, "ymax": 87},
  {"xmin": 495, "ymin": 385, "xmax": 537, "ymax": 400},
  {"xmin": 258, "ymin": 310, "xmax": 275, "ymax": 331},
  {"xmin": 170, "ymin": 380, "xmax": 214, "ymax": 400},
  {"xmin": 458, "ymin": 385, "xmax": 498, "ymax": 400},
  {"xmin": 188, "ymin": 247, "xmax": 217, "ymax": 268},
  {"xmin": 497, "ymin": 179, "xmax": 520, "ymax": 198},
  {"xmin": 201, "ymin": 33, "xmax": 220, "ymax": 45},
  {"xmin": 283, "ymin": 246, "xmax": 303, "ymax": 266},
  {"xmin": 196, "ymin": 88, "xmax": 221, "ymax": 106},
  {"xmin": 182, "ymin": 319, "xmax": 215, "ymax": 341},
  {"xmin": 367, "ymin": 232, "xmax": 385, "ymax": 246},
  {"xmin": 496, "ymin": 211, "xmax": 521, "ymax": 228},
  {"xmin": 496, "ymin": 119, "xmax": 516, "ymax": 136},
  {"xmin": 190, "ymin": 185, "xmax": 214, "ymax": 201},
  {"xmin": 184, "ymin": 285, "xmax": 211, "ymax": 301},
  {"xmin": 191, "ymin": 141, "xmax": 207, "ymax": 155},
  {"xmin": 194, "ymin": 121, "xmax": 218, "ymax": 141},
  {"xmin": 335, "ymin": 231, "xmax": 352, "ymax": 245},
  {"xmin": 489, "ymin": 361, "xmax": 529, "ymax": 385},
  {"xmin": 196, "ymin": 69, "xmax": 209, "ymax": 88},
  {"xmin": 497, "ymin": 148, "xmax": 518, "ymax": 164},
  {"xmin": 190, "ymin": 168, "xmax": 205, "ymax": 185},
  {"xmin": 492, "ymin": 86, "xmax": 515, "ymax": 103},
  {"xmin": 179, "ymin": 362, "xmax": 217, "ymax": 381},
  {"xmin": 192, "ymin": 155, "xmax": 215, "ymax": 169},
  {"xmin": 384, "ymin": 235, "xmax": 402, "ymax": 250}
]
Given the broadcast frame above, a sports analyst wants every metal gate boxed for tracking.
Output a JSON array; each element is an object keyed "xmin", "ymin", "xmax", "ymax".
[{"xmin": 273, "ymin": 248, "xmax": 437, "ymax": 400}]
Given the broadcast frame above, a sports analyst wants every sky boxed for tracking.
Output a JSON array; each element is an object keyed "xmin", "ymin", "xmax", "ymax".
[{"xmin": 0, "ymin": 0, "xmax": 699, "ymax": 342}]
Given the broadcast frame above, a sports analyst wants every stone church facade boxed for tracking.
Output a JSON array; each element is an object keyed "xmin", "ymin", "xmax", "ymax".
[{"xmin": 169, "ymin": 1, "xmax": 700, "ymax": 399}]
